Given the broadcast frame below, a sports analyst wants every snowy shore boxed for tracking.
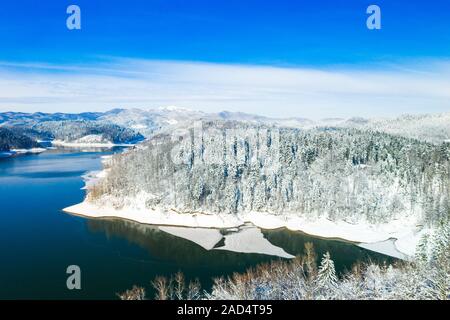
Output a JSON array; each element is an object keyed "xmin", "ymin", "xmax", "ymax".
[
  {"xmin": 63, "ymin": 198, "xmax": 422, "ymax": 259},
  {"xmin": 0, "ymin": 141, "xmax": 133, "ymax": 158},
  {"xmin": 51, "ymin": 140, "xmax": 135, "ymax": 148},
  {"xmin": 0, "ymin": 147, "xmax": 47, "ymax": 158},
  {"xmin": 64, "ymin": 148, "xmax": 425, "ymax": 261}
]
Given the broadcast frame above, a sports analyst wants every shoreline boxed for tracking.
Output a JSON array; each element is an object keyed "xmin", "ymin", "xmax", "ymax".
[
  {"xmin": 51, "ymin": 140, "xmax": 136, "ymax": 148},
  {"xmin": 63, "ymin": 200, "xmax": 420, "ymax": 260},
  {"xmin": 0, "ymin": 142, "xmax": 135, "ymax": 159},
  {"xmin": 64, "ymin": 153, "xmax": 422, "ymax": 261},
  {"xmin": 0, "ymin": 147, "xmax": 47, "ymax": 158},
  {"xmin": 1, "ymin": 141, "xmax": 135, "ymax": 159}
]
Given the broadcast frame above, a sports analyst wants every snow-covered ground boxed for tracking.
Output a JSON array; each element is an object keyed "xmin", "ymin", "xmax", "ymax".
[
  {"xmin": 64, "ymin": 201, "xmax": 244, "ymax": 229},
  {"xmin": 358, "ymin": 239, "xmax": 409, "ymax": 260},
  {"xmin": 158, "ymin": 226, "xmax": 223, "ymax": 250},
  {"xmin": 10, "ymin": 147, "xmax": 47, "ymax": 154},
  {"xmin": 81, "ymin": 169, "xmax": 111, "ymax": 190},
  {"xmin": 159, "ymin": 224, "xmax": 295, "ymax": 258},
  {"xmin": 81, "ymin": 156, "xmax": 113, "ymax": 189},
  {"xmin": 214, "ymin": 227, "xmax": 294, "ymax": 258}
]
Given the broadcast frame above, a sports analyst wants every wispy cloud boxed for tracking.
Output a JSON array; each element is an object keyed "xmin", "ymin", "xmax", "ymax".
[{"xmin": 1, "ymin": 58, "xmax": 450, "ymax": 119}]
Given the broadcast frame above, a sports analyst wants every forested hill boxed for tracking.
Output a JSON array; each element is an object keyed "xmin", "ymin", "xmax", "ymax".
[
  {"xmin": 0, "ymin": 127, "xmax": 41, "ymax": 151},
  {"xmin": 340, "ymin": 113, "xmax": 450, "ymax": 144},
  {"xmin": 2, "ymin": 109, "xmax": 449, "ymax": 143},
  {"xmin": 89, "ymin": 121, "xmax": 449, "ymax": 227},
  {"xmin": 31, "ymin": 120, "xmax": 144, "ymax": 144},
  {"xmin": 0, "ymin": 110, "xmax": 144, "ymax": 145},
  {"xmin": 1, "ymin": 120, "xmax": 144, "ymax": 145}
]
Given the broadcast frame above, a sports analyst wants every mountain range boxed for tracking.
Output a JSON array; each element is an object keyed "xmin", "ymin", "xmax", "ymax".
[{"xmin": 1, "ymin": 107, "xmax": 449, "ymax": 147}]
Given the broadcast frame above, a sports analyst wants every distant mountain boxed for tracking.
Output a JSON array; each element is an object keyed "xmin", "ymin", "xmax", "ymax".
[
  {"xmin": 98, "ymin": 108, "xmax": 450, "ymax": 144},
  {"xmin": 1, "ymin": 108, "xmax": 449, "ymax": 144},
  {"xmin": 0, "ymin": 111, "xmax": 102, "ymax": 126},
  {"xmin": 31, "ymin": 120, "xmax": 144, "ymax": 144},
  {"xmin": 97, "ymin": 107, "xmax": 205, "ymax": 137},
  {"xmin": 0, "ymin": 107, "xmax": 204, "ymax": 140},
  {"xmin": 349, "ymin": 113, "xmax": 450, "ymax": 144},
  {"xmin": 216, "ymin": 111, "xmax": 315, "ymax": 128},
  {"xmin": 217, "ymin": 111, "xmax": 269, "ymax": 122},
  {"xmin": 89, "ymin": 108, "xmax": 326, "ymax": 137},
  {"xmin": 0, "ymin": 127, "xmax": 41, "ymax": 152},
  {"xmin": 0, "ymin": 110, "xmax": 144, "ymax": 145}
]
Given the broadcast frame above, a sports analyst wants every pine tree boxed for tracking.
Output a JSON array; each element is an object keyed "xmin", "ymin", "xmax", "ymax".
[
  {"xmin": 317, "ymin": 252, "xmax": 338, "ymax": 289},
  {"xmin": 415, "ymin": 234, "xmax": 429, "ymax": 265},
  {"xmin": 428, "ymin": 223, "xmax": 450, "ymax": 300}
]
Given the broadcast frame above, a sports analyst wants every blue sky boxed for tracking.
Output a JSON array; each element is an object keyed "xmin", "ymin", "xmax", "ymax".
[{"xmin": 0, "ymin": 0, "xmax": 449, "ymax": 118}]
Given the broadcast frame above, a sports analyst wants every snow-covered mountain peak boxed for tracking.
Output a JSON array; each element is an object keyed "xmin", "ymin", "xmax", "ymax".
[{"xmin": 157, "ymin": 106, "xmax": 194, "ymax": 112}]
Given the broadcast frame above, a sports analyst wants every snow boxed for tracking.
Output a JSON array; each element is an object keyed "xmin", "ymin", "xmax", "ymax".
[
  {"xmin": 1, "ymin": 148, "xmax": 47, "ymax": 158},
  {"xmin": 215, "ymin": 227, "xmax": 294, "ymax": 258},
  {"xmin": 63, "ymin": 201, "xmax": 243, "ymax": 229},
  {"xmin": 81, "ymin": 169, "xmax": 111, "ymax": 190},
  {"xmin": 100, "ymin": 155, "xmax": 113, "ymax": 166},
  {"xmin": 166, "ymin": 119, "xmax": 178, "ymax": 125},
  {"xmin": 159, "ymin": 106, "xmax": 192, "ymax": 112},
  {"xmin": 158, "ymin": 226, "xmax": 223, "ymax": 250},
  {"xmin": 10, "ymin": 148, "xmax": 47, "ymax": 154},
  {"xmin": 52, "ymin": 140, "xmax": 115, "ymax": 148},
  {"xmin": 131, "ymin": 124, "xmax": 148, "ymax": 130},
  {"xmin": 358, "ymin": 239, "xmax": 409, "ymax": 260},
  {"xmin": 394, "ymin": 228, "xmax": 428, "ymax": 257},
  {"xmin": 51, "ymin": 140, "xmax": 134, "ymax": 148}
]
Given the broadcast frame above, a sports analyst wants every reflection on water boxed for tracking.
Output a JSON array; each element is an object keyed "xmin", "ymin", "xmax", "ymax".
[
  {"xmin": 86, "ymin": 219, "xmax": 279, "ymax": 269},
  {"xmin": 86, "ymin": 218, "xmax": 396, "ymax": 275},
  {"xmin": 263, "ymin": 229, "xmax": 396, "ymax": 274}
]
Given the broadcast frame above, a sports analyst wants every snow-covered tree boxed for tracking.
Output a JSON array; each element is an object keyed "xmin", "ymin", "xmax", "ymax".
[{"xmin": 317, "ymin": 252, "xmax": 338, "ymax": 291}]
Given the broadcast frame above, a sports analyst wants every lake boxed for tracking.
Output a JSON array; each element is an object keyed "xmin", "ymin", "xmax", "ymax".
[{"xmin": 0, "ymin": 149, "xmax": 395, "ymax": 299}]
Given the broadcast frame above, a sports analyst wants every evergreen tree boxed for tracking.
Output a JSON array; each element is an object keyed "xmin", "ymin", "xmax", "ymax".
[
  {"xmin": 415, "ymin": 234, "xmax": 429, "ymax": 265},
  {"xmin": 87, "ymin": 121, "xmax": 449, "ymax": 230},
  {"xmin": 428, "ymin": 223, "xmax": 450, "ymax": 300},
  {"xmin": 317, "ymin": 252, "xmax": 338, "ymax": 289}
]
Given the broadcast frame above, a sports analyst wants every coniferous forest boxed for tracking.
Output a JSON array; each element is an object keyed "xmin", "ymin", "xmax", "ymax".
[{"xmin": 90, "ymin": 121, "xmax": 449, "ymax": 228}]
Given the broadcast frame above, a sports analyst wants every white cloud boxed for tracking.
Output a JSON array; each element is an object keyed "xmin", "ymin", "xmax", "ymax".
[{"xmin": 0, "ymin": 58, "xmax": 449, "ymax": 119}]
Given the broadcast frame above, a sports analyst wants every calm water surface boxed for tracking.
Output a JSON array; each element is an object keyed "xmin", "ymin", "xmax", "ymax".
[{"xmin": 0, "ymin": 149, "xmax": 395, "ymax": 299}]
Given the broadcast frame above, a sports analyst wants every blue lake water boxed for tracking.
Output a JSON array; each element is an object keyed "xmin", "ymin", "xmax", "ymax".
[{"xmin": 0, "ymin": 149, "xmax": 395, "ymax": 299}]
